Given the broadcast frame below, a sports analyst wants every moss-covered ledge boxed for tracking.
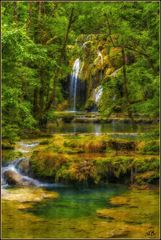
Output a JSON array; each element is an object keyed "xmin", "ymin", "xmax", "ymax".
[{"xmin": 29, "ymin": 134, "xmax": 159, "ymax": 186}]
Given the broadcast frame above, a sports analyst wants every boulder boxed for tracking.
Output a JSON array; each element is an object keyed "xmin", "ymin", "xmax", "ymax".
[
  {"xmin": 18, "ymin": 158, "xmax": 30, "ymax": 175},
  {"xmin": 4, "ymin": 170, "xmax": 23, "ymax": 186},
  {"xmin": 3, "ymin": 170, "xmax": 38, "ymax": 187}
]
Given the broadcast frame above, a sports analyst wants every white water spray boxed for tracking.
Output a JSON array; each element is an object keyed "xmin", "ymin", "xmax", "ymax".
[{"xmin": 95, "ymin": 86, "xmax": 103, "ymax": 103}]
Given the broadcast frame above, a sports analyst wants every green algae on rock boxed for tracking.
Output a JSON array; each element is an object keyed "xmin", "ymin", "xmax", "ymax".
[
  {"xmin": 2, "ymin": 187, "xmax": 59, "ymax": 203},
  {"xmin": 97, "ymin": 189, "xmax": 159, "ymax": 237},
  {"xmin": 29, "ymin": 134, "xmax": 159, "ymax": 185}
]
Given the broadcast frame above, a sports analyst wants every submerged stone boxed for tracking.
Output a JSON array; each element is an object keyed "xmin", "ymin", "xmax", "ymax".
[
  {"xmin": 2, "ymin": 187, "xmax": 59, "ymax": 203},
  {"xmin": 109, "ymin": 196, "xmax": 134, "ymax": 206}
]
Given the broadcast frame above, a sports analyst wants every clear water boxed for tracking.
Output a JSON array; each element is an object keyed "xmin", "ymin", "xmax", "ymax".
[
  {"xmin": 2, "ymin": 185, "xmax": 159, "ymax": 238},
  {"xmin": 48, "ymin": 121, "xmax": 157, "ymax": 134},
  {"xmin": 27, "ymin": 185, "xmax": 128, "ymax": 219},
  {"xmin": 2, "ymin": 120, "xmax": 159, "ymax": 238}
]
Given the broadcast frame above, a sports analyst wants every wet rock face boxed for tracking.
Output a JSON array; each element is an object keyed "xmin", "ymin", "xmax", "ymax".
[
  {"xmin": 18, "ymin": 158, "xmax": 30, "ymax": 175},
  {"xmin": 4, "ymin": 170, "xmax": 23, "ymax": 186},
  {"xmin": 3, "ymin": 170, "xmax": 37, "ymax": 187}
]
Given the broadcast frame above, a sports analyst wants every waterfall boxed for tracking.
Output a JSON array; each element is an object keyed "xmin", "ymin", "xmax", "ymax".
[
  {"xmin": 2, "ymin": 157, "xmax": 63, "ymax": 189},
  {"xmin": 95, "ymin": 85, "xmax": 103, "ymax": 103},
  {"xmin": 2, "ymin": 158, "xmax": 40, "ymax": 188},
  {"xmin": 70, "ymin": 58, "xmax": 81, "ymax": 111},
  {"xmin": 2, "ymin": 141, "xmax": 66, "ymax": 191}
]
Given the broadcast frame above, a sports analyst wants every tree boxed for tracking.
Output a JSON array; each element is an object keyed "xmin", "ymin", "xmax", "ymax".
[{"xmin": 2, "ymin": 2, "xmax": 159, "ymax": 141}]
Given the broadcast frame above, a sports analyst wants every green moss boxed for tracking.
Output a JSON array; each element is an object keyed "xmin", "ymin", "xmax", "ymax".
[
  {"xmin": 108, "ymin": 139, "xmax": 136, "ymax": 151},
  {"xmin": 135, "ymin": 171, "xmax": 159, "ymax": 185},
  {"xmin": 137, "ymin": 140, "xmax": 159, "ymax": 155},
  {"xmin": 39, "ymin": 140, "xmax": 50, "ymax": 145},
  {"xmin": 97, "ymin": 188, "xmax": 159, "ymax": 231},
  {"xmin": 30, "ymin": 151, "xmax": 70, "ymax": 179},
  {"xmin": 29, "ymin": 134, "xmax": 159, "ymax": 185},
  {"xmin": 2, "ymin": 140, "xmax": 15, "ymax": 150},
  {"xmin": 2, "ymin": 150, "xmax": 23, "ymax": 165},
  {"xmin": 30, "ymin": 151, "xmax": 159, "ymax": 185},
  {"xmin": 109, "ymin": 47, "xmax": 122, "ymax": 69}
]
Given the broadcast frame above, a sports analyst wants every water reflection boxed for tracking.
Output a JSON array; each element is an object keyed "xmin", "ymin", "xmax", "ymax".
[
  {"xmin": 94, "ymin": 124, "xmax": 101, "ymax": 135},
  {"xmin": 48, "ymin": 122, "xmax": 156, "ymax": 134}
]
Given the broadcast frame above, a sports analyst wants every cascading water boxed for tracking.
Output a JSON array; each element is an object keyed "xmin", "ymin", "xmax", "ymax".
[
  {"xmin": 2, "ymin": 158, "xmax": 40, "ymax": 188},
  {"xmin": 95, "ymin": 85, "xmax": 103, "ymax": 103},
  {"xmin": 69, "ymin": 58, "xmax": 81, "ymax": 111},
  {"xmin": 2, "ymin": 142, "xmax": 64, "ymax": 189},
  {"xmin": 2, "ymin": 157, "xmax": 63, "ymax": 189}
]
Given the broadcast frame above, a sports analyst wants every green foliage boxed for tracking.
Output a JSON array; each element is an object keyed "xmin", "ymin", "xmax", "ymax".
[
  {"xmin": 97, "ymin": 3, "xmax": 159, "ymax": 118},
  {"xmin": 2, "ymin": 2, "xmax": 159, "ymax": 141}
]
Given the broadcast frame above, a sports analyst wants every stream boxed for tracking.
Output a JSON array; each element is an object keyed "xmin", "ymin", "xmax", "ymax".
[{"xmin": 2, "ymin": 122, "xmax": 159, "ymax": 238}]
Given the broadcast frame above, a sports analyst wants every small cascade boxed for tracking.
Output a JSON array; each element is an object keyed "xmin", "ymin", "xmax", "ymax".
[
  {"xmin": 2, "ymin": 158, "xmax": 40, "ymax": 188},
  {"xmin": 69, "ymin": 58, "xmax": 81, "ymax": 111},
  {"xmin": 95, "ymin": 85, "xmax": 103, "ymax": 103},
  {"xmin": 95, "ymin": 124, "xmax": 102, "ymax": 136},
  {"xmin": 2, "ymin": 157, "xmax": 61, "ymax": 189},
  {"xmin": 17, "ymin": 142, "xmax": 39, "ymax": 153},
  {"xmin": 2, "ymin": 141, "xmax": 62, "ymax": 189}
]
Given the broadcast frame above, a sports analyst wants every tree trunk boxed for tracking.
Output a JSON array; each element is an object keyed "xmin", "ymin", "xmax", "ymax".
[
  {"xmin": 45, "ymin": 9, "xmax": 75, "ymax": 112},
  {"xmin": 29, "ymin": 2, "xmax": 32, "ymax": 19},
  {"xmin": 26, "ymin": 2, "xmax": 32, "ymax": 29},
  {"xmin": 38, "ymin": 2, "xmax": 42, "ymax": 21},
  {"xmin": 44, "ymin": 75, "xmax": 56, "ymax": 112},
  {"xmin": 105, "ymin": 15, "xmax": 115, "ymax": 47},
  {"xmin": 13, "ymin": 1, "xmax": 17, "ymax": 22},
  {"xmin": 33, "ymin": 88, "xmax": 40, "ymax": 118},
  {"xmin": 39, "ymin": 80, "xmax": 44, "ymax": 111},
  {"xmin": 61, "ymin": 7, "xmax": 74, "ymax": 62}
]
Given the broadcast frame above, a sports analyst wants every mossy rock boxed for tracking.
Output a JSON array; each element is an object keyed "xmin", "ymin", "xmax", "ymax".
[
  {"xmin": 85, "ymin": 98, "xmax": 97, "ymax": 111},
  {"xmin": 2, "ymin": 187, "xmax": 59, "ymax": 203},
  {"xmin": 29, "ymin": 134, "xmax": 159, "ymax": 185},
  {"xmin": 97, "ymin": 188, "xmax": 159, "ymax": 227},
  {"xmin": 109, "ymin": 47, "xmax": 122, "ymax": 69},
  {"xmin": 30, "ymin": 151, "xmax": 70, "ymax": 178},
  {"xmin": 39, "ymin": 140, "xmax": 50, "ymax": 145},
  {"xmin": 104, "ymin": 67, "xmax": 115, "ymax": 80},
  {"xmin": 108, "ymin": 139, "xmax": 136, "ymax": 151},
  {"xmin": 2, "ymin": 141, "xmax": 15, "ymax": 150},
  {"xmin": 109, "ymin": 196, "xmax": 135, "ymax": 207},
  {"xmin": 56, "ymin": 100, "xmax": 69, "ymax": 111},
  {"xmin": 62, "ymin": 115, "xmax": 75, "ymax": 123},
  {"xmin": 2, "ymin": 150, "xmax": 23, "ymax": 165},
  {"xmin": 138, "ymin": 140, "xmax": 159, "ymax": 155},
  {"xmin": 134, "ymin": 171, "xmax": 159, "ymax": 185}
]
